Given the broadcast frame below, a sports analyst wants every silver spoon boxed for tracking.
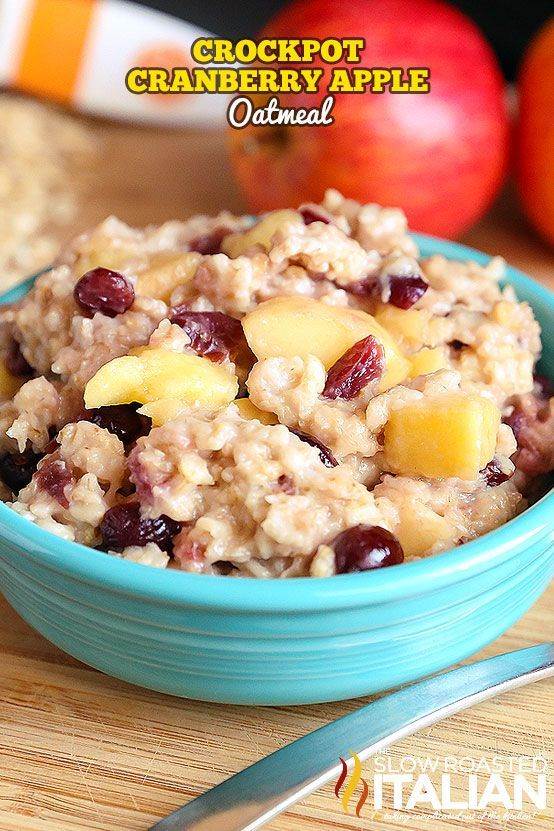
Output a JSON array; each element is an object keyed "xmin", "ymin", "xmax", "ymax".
[{"xmin": 150, "ymin": 643, "xmax": 553, "ymax": 831}]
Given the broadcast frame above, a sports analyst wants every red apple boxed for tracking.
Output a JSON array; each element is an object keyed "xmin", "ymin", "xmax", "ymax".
[
  {"xmin": 516, "ymin": 19, "xmax": 554, "ymax": 247},
  {"xmin": 228, "ymin": 0, "xmax": 509, "ymax": 238}
]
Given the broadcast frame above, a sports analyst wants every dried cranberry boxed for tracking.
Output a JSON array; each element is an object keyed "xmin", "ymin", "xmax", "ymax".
[
  {"xmin": 36, "ymin": 458, "xmax": 73, "ymax": 508},
  {"xmin": 332, "ymin": 525, "xmax": 404, "ymax": 573},
  {"xmin": 289, "ymin": 429, "xmax": 338, "ymax": 468},
  {"xmin": 323, "ymin": 335, "xmax": 384, "ymax": 400},
  {"xmin": 300, "ymin": 206, "xmax": 331, "ymax": 225},
  {"xmin": 388, "ymin": 274, "xmax": 428, "ymax": 309},
  {"xmin": 481, "ymin": 458, "xmax": 513, "ymax": 487},
  {"xmin": 82, "ymin": 404, "xmax": 151, "ymax": 445},
  {"xmin": 189, "ymin": 227, "xmax": 229, "ymax": 255},
  {"xmin": 345, "ymin": 276, "xmax": 379, "ymax": 298},
  {"xmin": 100, "ymin": 501, "xmax": 181, "ymax": 553},
  {"xmin": 5, "ymin": 340, "xmax": 33, "ymax": 377},
  {"xmin": 74, "ymin": 268, "xmax": 135, "ymax": 318},
  {"xmin": 503, "ymin": 397, "xmax": 553, "ymax": 476},
  {"xmin": 277, "ymin": 474, "xmax": 296, "ymax": 494},
  {"xmin": 170, "ymin": 308, "xmax": 244, "ymax": 362},
  {"xmin": 0, "ymin": 448, "xmax": 42, "ymax": 493}
]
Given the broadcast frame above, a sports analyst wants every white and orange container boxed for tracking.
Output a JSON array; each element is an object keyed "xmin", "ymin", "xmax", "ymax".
[{"xmin": 0, "ymin": 0, "xmax": 227, "ymax": 125}]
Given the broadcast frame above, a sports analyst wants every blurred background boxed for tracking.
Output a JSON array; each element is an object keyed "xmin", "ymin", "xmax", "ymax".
[
  {"xmin": 0, "ymin": 0, "xmax": 552, "ymax": 295},
  {"xmin": 142, "ymin": 0, "xmax": 552, "ymax": 80}
]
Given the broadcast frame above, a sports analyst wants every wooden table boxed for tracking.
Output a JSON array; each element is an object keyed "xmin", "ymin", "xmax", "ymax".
[{"xmin": 0, "ymin": 123, "xmax": 553, "ymax": 831}]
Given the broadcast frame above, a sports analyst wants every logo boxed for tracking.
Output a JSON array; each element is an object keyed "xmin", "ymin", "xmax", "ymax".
[
  {"xmin": 125, "ymin": 37, "xmax": 430, "ymax": 127},
  {"xmin": 335, "ymin": 753, "xmax": 369, "ymax": 817},
  {"xmin": 333, "ymin": 752, "xmax": 548, "ymax": 822}
]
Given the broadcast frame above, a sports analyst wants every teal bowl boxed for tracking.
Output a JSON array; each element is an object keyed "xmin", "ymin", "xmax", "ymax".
[{"xmin": 0, "ymin": 236, "xmax": 552, "ymax": 705}]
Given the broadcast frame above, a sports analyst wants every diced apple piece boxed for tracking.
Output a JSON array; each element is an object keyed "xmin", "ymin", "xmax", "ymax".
[
  {"xmin": 222, "ymin": 210, "xmax": 301, "ymax": 258},
  {"xmin": 233, "ymin": 397, "xmax": 278, "ymax": 425},
  {"xmin": 242, "ymin": 296, "xmax": 410, "ymax": 392},
  {"xmin": 409, "ymin": 347, "xmax": 449, "ymax": 379},
  {"xmin": 375, "ymin": 305, "xmax": 431, "ymax": 346},
  {"xmin": 136, "ymin": 252, "xmax": 201, "ymax": 301},
  {"xmin": 128, "ymin": 345, "xmax": 147, "ymax": 357},
  {"xmin": 383, "ymin": 393, "xmax": 500, "ymax": 480},
  {"xmin": 84, "ymin": 348, "xmax": 238, "ymax": 412},
  {"xmin": 140, "ymin": 349, "xmax": 238, "ymax": 406},
  {"xmin": 75, "ymin": 248, "xmax": 129, "ymax": 277},
  {"xmin": 396, "ymin": 503, "xmax": 455, "ymax": 558},
  {"xmin": 84, "ymin": 355, "xmax": 145, "ymax": 408},
  {"xmin": 0, "ymin": 361, "xmax": 23, "ymax": 400},
  {"xmin": 138, "ymin": 398, "xmax": 188, "ymax": 426}
]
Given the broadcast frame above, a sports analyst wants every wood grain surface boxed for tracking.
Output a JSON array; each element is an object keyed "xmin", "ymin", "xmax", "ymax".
[{"xmin": 0, "ymin": 122, "xmax": 553, "ymax": 831}]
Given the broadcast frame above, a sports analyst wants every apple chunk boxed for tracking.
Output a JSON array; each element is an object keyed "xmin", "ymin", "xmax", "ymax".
[
  {"xmin": 84, "ymin": 348, "xmax": 238, "ymax": 411},
  {"xmin": 396, "ymin": 503, "xmax": 455, "ymax": 558},
  {"xmin": 137, "ymin": 398, "xmax": 188, "ymax": 426},
  {"xmin": 233, "ymin": 397, "xmax": 278, "ymax": 425},
  {"xmin": 136, "ymin": 252, "xmax": 201, "ymax": 302},
  {"xmin": 222, "ymin": 210, "xmax": 301, "ymax": 258},
  {"xmin": 375, "ymin": 305, "xmax": 431, "ymax": 346},
  {"xmin": 384, "ymin": 393, "xmax": 500, "ymax": 480},
  {"xmin": 242, "ymin": 296, "xmax": 410, "ymax": 392},
  {"xmin": 409, "ymin": 347, "xmax": 449, "ymax": 379},
  {"xmin": 84, "ymin": 355, "xmax": 145, "ymax": 408},
  {"xmin": 141, "ymin": 349, "xmax": 238, "ymax": 404}
]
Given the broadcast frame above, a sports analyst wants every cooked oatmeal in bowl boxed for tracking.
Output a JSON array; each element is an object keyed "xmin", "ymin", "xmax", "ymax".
[{"xmin": 0, "ymin": 190, "xmax": 552, "ymax": 578}]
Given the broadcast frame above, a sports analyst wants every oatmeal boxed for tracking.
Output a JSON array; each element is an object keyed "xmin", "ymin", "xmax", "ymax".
[{"xmin": 0, "ymin": 191, "xmax": 552, "ymax": 577}]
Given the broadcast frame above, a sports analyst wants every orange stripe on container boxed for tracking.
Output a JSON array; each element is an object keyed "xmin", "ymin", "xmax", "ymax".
[{"xmin": 15, "ymin": 0, "xmax": 96, "ymax": 104}]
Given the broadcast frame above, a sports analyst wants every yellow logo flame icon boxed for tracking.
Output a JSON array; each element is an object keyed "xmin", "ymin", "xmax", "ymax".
[{"xmin": 334, "ymin": 752, "xmax": 369, "ymax": 817}]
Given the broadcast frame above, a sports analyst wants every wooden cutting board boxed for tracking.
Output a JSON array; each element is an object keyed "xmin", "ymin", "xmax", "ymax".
[{"xmin": 0, "ymin": 123, "xmax": 552, "ymax": 831}]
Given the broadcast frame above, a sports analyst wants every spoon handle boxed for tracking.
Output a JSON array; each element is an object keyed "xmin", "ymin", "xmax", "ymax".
[{"xmin": 150, "ymin": 643, "xmax": 554, "ymax": 831}]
